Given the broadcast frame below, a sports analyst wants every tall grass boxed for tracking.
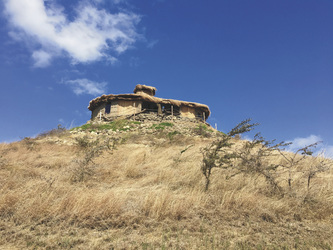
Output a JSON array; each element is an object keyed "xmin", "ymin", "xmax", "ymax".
[{"xmin": 0, "ymin": 132, "xmax": 333, "ymax": 249}]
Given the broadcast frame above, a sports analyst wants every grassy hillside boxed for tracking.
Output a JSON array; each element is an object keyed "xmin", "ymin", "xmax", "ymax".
[{"xmin": 0, "ymin": 120, "xmax": 332, "ymax": 249}]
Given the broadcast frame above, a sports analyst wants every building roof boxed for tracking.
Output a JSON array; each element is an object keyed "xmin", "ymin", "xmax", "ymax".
[{"xmin": 88, "ymin": 85, "xmax": 211, "ymax": 117}]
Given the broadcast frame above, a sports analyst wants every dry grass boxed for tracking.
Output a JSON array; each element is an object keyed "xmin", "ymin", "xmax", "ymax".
[{"xmin": 0, "ymin": 131, "xmax": 333, "ymax": 249}]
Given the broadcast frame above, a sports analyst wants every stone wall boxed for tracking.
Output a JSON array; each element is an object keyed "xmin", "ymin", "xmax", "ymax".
[{"xmin": 128, "ymin": 112, "xmax": 206, "ymax": 125}]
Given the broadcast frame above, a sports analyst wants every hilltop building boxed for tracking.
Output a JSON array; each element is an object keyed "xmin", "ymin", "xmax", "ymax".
[{"xmin": 88, "ymin": 84, "xmax": 210, "ymax": 122}]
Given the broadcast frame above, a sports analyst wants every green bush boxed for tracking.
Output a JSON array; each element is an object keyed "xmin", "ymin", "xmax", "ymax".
[
  {"xmin": 159, "ymin": 122, "xmax": 173, "ymax": 127},
  {"xmin": 72, "ymin": 120, "xmax": 141, "ymax": 132},
  {"xmin": 132, "ymin": 121, "xmax": 141, "ymax": 125},
  {"xmin": 193, "ymin": 124, "xmax": 213, "ymax": 137},
  {"xmin": 167, "ymin": 131, "xmax": 180, "ymax": 141},
  {"xmin": 72, "ymin": 124, "xmax": 92, "ymax": 131},
  {"xmin": 151, "ymin": 122, "xmax": 174, "ymax": 130}
]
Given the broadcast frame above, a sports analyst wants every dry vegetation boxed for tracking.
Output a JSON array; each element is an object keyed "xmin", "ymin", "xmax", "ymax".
[{"xmin": 0, "ymin": 122, "xmax": 333, "ymax": 249}]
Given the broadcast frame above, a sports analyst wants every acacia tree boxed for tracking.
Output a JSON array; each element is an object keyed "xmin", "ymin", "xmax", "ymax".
[
  {"xmin": 231, "ymin": 133, "xmax": 288, "ymax": 195},
  {"xmin": 71, "ymin": 136, "xmax": 117, "ymax": 183},
  {"xmin": 201, "ymin": 119, "xmax": 257, "ymax": 191},
  {"xmin": 201, "ymin": 120, "xmax": 332, "ymax": 195},
  {"xmin": 277, "ymin": 142, "xmax": 319, "ymax": 190},
  {"xmin": 277, "ymin": 142, "xmax": 332, "ymax": 192}
]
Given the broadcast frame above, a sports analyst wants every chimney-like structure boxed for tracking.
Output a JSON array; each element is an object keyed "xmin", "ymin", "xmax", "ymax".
[{"xmin": 133, "ymin": 84, "xmax": 156, "ymax": 96}]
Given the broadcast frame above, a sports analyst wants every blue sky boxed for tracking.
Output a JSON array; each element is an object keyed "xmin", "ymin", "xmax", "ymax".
[{"xmin": 0, "ymin": 0, "xmax": 332, "ymax": 156}]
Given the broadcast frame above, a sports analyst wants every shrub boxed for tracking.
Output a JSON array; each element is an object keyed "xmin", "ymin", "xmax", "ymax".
[
  {"xmin": 231, "ymin": 133, "xmax": 286, "ymax": 195},
  {"xmin": 193, "ymin": 124, "xmax": 213, "ymax": 137},
  {"xmin": 277, "ymin": 142, "xmax": 331, "ymax": 192},
  {"xmin": 22, "ymin": 137, "xmax": 38, "ymax": 151},
  {"xmin": 201, "ymin": 119, "xmax": 332, "ymax": 197},
  {"xmin": 167, "ymin": 131, "xmax": 180, "ymax": 141},
  {"xmin": 0, "ymin": 155, "xmax": 7, "ymax": 168},
  {"xmin": 71, "ymin": 137, "xmax": 116, "ymax": 182},
  {"xmin": 38, "ymin": 124, "xmax": 68, "ymax": 138},
  {"xmin": 75, "ymin": 136, "xmax": 90, "ymax": 149},
  {"xmin": 201, "ymin": 119, "xmax": 258, "ymax": 191}
]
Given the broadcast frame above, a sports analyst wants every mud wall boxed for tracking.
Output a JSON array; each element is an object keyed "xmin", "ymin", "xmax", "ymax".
[
  {"xmin": 91, "ymin": 100, "xmax": 142, "ymax": 121},
  {"xmin": 180, "ymin": 106, "xmax": 196, "ymax": 119}
]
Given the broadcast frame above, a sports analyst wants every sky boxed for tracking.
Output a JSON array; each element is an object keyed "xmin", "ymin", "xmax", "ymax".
[{"xmin": 0, "ymin": 0, "xmax": 332, "ymax": 156}]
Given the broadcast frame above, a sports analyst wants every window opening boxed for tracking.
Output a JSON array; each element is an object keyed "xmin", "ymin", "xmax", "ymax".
[
  {"xmin": 196, "ymin": 110, "xmax": 203, "ymax": 119},
  {"xmin": 105, "ymin": 103, "xmax": 111, "ymax": 114}
]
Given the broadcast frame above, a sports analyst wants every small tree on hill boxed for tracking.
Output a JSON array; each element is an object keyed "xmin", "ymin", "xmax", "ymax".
[
  {"xmin": 231, "ymin": 133, "xmax": 289, "ymax": 195},
  {"xmin": 201, "ymin": 119, "xmax": 332, "ymax": 196},
  {"xmin": 201, "ymin": 119, "xmax": 258, "ymax": 191},
  {"xmin": 277, "ymin": 142, "xmax": 332, "ymax": 193}
]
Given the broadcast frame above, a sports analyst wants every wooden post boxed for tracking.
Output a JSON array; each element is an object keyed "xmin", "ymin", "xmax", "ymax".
[
  {"xmin": 171, "ymin": 105, "xmax": 173, "ymax": 117},
  {"xmin": 133, "ymin": 102, "xmax": 136, "ymax": 119},
  {"xmin": 157, "ymin": 104, "xmax": 162, "ymax": 115},
  {"xmin": 203, "ymin": 112, "xmax": 205, "ymax": 121},
  {"xmin": 99, "ymin": 111, "xmax": 101, "ymax": 122}
]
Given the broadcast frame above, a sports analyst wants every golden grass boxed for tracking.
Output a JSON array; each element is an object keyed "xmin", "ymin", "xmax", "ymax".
[{"xmin": 0, "ymin": 132, "xmax": 333, "ymax": 249}]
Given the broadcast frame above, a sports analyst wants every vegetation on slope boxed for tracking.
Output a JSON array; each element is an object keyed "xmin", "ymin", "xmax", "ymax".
[{"xmin": 0, "ymin": 119, "xmax": 332, "ymax": 249}]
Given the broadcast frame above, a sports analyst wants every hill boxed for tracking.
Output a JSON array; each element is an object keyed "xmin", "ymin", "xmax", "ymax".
[{"xmin": 0, "ymin": 119, "xmax": 333, "ymax": 249}]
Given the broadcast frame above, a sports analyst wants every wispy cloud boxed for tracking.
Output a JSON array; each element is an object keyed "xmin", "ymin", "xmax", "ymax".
[
  {"xmin": 4, "ymin": 0, "xmax": 141, "ymax": 67},
  {"xmin": 63, "ymin": 78, "xmax": 107, "ymax": 96},
  {"xmin": 147, "ymin": 39, "xmax": 158, "ymax": 49},
  {"xmin": 129, "ymin": 56, "xmax": 141, "ymax": 67},
  {"xmin": 321, "ymin": 145, "xmax": 333, "ymax": 159},
  {"xmin": 287, "ymin": 134, "xmax": 333, "ymax": 159},
  {"xmin": 287, "ymin": 135, "xmax": 322, "ymax": 152},
  {"xmin": 57, "ymin": 118, "xmax": 76, "ymax": 130},
  {"xmin": 32, "ymin": 50, "xmax": 52, "ymax": 67}
]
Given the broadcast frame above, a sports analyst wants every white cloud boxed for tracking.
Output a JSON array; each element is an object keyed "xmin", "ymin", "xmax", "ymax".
[
  {"xmin": 287, "ymin": 135, "xmax": 323, "ymax": 152},
  {"xmin": 32, "ymin": 50, "xmax": 52, "ymax": 67},
  {"xmin": 64, "ymin": 78, "xmax": 107, "ymax": 95},
  {"xmin": 242, "ymin": 135, "xmax": 253, "ymax": 141},
  {"xmin": 4, "ymin": 0, "xmax": 141, "ymax": 66},
  {"xmin": 319, "ymin": 145, "xmax": 333, "ymax": 159},
  {"xmin": 286, "ymin": 134, "xmax": 333, "ymax": 159},
  {"xmin": 110, "ymin": 0, "xmax": 127, "ymax": 4}
]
